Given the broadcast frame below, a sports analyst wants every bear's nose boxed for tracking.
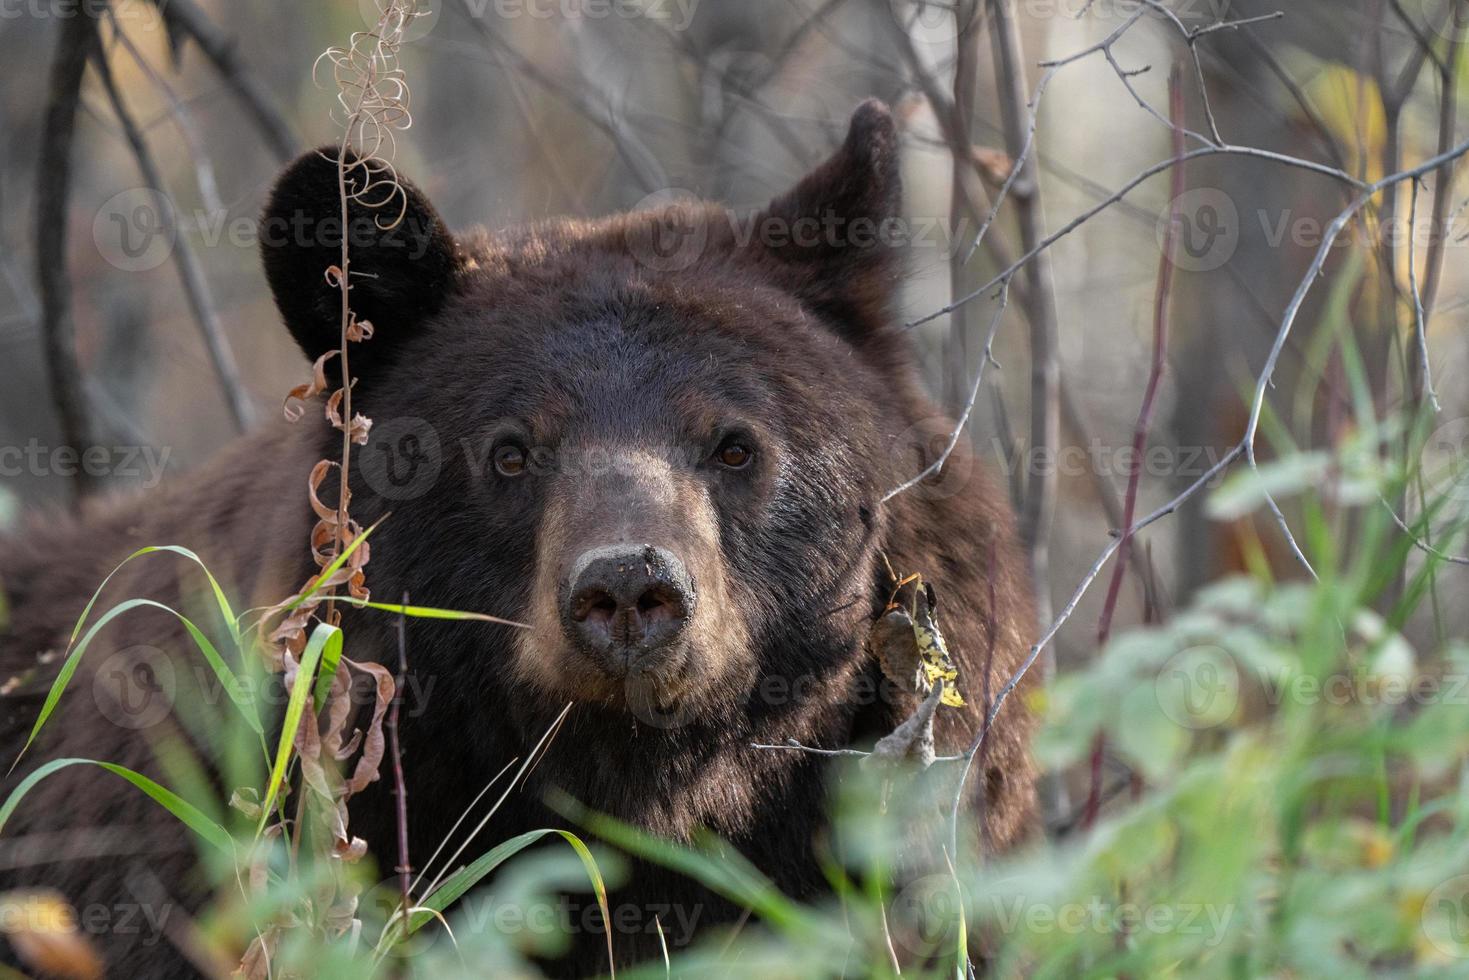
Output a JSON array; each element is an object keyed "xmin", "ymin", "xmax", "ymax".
[{"xmin": 564, "ymin": 545, "xmax": 695, "ymax": 662}]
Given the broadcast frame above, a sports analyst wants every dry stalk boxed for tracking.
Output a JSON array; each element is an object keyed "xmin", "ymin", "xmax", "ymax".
[{"xmin": 238, "ymin": 4, "xmax": 426, "ymax": 974}]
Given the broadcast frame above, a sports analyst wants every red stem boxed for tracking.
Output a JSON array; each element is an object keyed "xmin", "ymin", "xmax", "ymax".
[
  {"xmin": 1086, "ymin": 63, "xmax": 1188, "ymax": 831},
  {"xmin": 390, "ymin": 591, "xmax": 412, "ymax": 913}
]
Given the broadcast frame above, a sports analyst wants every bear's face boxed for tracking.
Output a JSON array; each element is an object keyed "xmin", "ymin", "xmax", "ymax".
[{"xmin": 262, "ymin": 101, "xmax": 909, "ymax": 745}]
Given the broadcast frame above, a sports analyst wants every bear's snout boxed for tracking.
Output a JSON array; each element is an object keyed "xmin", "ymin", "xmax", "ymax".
[{"xmin": 562, "ymin": 543, "xmax": 696, "ymax": 669}]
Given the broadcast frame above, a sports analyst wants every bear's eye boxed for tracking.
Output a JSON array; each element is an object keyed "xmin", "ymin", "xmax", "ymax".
[
  {"xmin": 494, "ymin": 443, "xmax": 528, "ymax": 477},
  {"xmin": 714, "ymin": 441, "xmax": 754, "ymax": 470}
]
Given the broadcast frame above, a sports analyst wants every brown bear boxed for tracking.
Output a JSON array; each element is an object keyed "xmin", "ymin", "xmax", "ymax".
[{"xmin": 0, "ymin": 100, "xmax": 1037, "ymax": 976}]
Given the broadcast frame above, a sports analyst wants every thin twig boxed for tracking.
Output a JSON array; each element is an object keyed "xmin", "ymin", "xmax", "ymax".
[
  {"xmin": 950, "ymin": 443, "xmax": 1244, "ymax": 825},
  {"xmin": 145, "ymin": 0, "xmax": 296, "ymax": 162},
  {"xmin": 1406, "ymin": 179, "xmax": 1440, "ymax": 412},
  {"xmin": 36, "ymin": 7, "xmax": 102, "ymax": 504},
  {"xmin": 91, "ymin": 43, "xmax": 255, "ymax": 433},
  {"xmin": 448, "ymin": 0, "xmax": 664, "ymax": 193},
  {"xmin": 1095, "ymin": 65, "xmax": 1186, "ymax": 647},
  {"xmin": 1413, "ymin": 0, "xmax": 1465, "ymax": 399},
  {"xmin": 104, "ymin": 14, "xmax": 224, "ymax": 214},
  {"xmin": 945, "ymin": 0, "xmax": 984, "ymax": 410},
  {"xmin": 390, "ymin": 593, "xmax": 413, "ymax": 914},
  {"xmin": 1085, "ymin": 65, "xmax": 1187, "ymax": 832},
  {"xmin": 989, "ymin": 0, "xmax": 1064, "ymax": 827},
  {"xmin": 883, "ymin": 283, "xmax": 1009, "ymax": 501},
  {"xmin": 1382, "ymin": 495, "xmax": 1469, "ymax": 566},
  {"xmin": 749, "ymin": 738, "xmax": 964, "ymax": 763}
]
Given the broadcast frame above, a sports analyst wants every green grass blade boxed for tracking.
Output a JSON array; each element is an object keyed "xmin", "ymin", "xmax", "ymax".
[
  {"xmin": 255, "ymin": 622, "xmax": 335, "ymax": 836},
  {"xmin": 0, "ymin": 757, "xmax": 232, "ymax": 853},
  {"xmin": 14, "ymin": 597, "xmax": 262, "ymax": 769},
  {"xmin": 330, "ymin": 595, "xmax": 529, "ymax": 628},
  {"xmin": 552, "ymin": 794, "xmax": 822, "ymax": 938},
  {"xmin": 279, "ymin": 517, "xmax": 384, "ymax": 618},
  {"xmin": 312, "ymin": 626, "xmax": 345, "ymax": 710},
  {"xmin": 386, "ymin": 827, "xmax": 614, "ymax": 966},
  {"xmin": 68, "ymin": 546, "xmax": 240, "ymax": 646}
]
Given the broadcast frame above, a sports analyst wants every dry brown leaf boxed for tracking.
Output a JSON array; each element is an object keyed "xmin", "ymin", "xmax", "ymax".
[
  {"xmin": 283, "ymin": 350, "xmax": 341, "ymax": 421},
  {"xmin": 308, "ymin": 460, "xmax": 342, "ymax": 524},
  {"xmin": 0, "ymin": 890, "xmax": 104, "ymax": 980},
  {"xmin": 321, "ymin": 669, "xmax": 355, "ymax": 761},
  {"xmin": 346, "ymin": 316, "xmax": 374, "ymax": 342},
  {"xmin": 348, "ymin": 413, "xmax": 373, "ymax": 446},
  {"xmin": 343, "ymin": 658, "xmax": 396, "ymax": 794},
  {"xmin": 970, "ymin": 145, "xmax": 1015, "ymax": 184},
  {"xmin": 234, "ymin": 925, "xmax": 280, "ymax": 980},
  {"xmin": 325, "ymin": 387, "xmax": 346, "ymax": 427}
]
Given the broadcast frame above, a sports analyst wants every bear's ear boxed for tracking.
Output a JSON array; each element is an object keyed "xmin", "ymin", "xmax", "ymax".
[
  {"xmin": 747, "ymin": 99, "xmax": 903, "ymax": 345},
  {"xmin": 260, "ymin": 147, "xmax": 461, "ymax": 364}
]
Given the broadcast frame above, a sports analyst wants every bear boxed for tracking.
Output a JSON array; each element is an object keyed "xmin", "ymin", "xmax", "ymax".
[{"xmin": 0, "ymin": 100, "xmax": 1037, "ymax": 977}]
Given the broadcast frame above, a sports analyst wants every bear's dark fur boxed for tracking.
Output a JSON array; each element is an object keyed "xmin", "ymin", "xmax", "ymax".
[{"xmin": 0, "ymin": 100, "xmax": 1037, "ymax": 976}]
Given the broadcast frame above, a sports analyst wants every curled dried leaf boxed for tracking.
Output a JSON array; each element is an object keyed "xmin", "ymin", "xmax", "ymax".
[
  {"xmin": 335, "ymin": 836, "xmax": 368, "ymax": 862},
  {"xmin": 234, "ymin": 925, "xmax": 280, "ymax": 980},
  {"xmin": 308, "ymin": 460, "xmax": 344, "ymax": 524},
  {"xmin": 293, "ymin": 701, "xmax": 334, "ymax": 800},
  {"xmin": 321, "ymin": 669, "xmax": 355, "ymax": 760},
  {"xmin": 346, "ymin": 314, "xmax": 374, "ymax": 342},
  {"xmin": 864, "ymin": 681, "xmax": 943, "ymax": 770},
  {"xmin": 348, "ymin": 413, "xmax": 373, "ymax": 446},
  {"xmin": 325, "ymin": 387, "xmax": 346, "ymax": 428},
  {"xmin": 229, "ymin": 788, "xmax": 263, "ymax": 820},
  {"xmin": 343, "ymin": 658, "xmax": 396, "ymax": 795},
  {"xmin": 283, "ymin": 350, "xmax": 340, "ymax": 421}
]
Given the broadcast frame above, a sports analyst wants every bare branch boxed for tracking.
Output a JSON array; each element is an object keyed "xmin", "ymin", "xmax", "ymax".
[
  {"xmin": 1407, "ymin": 179, "xmax": 1440, "ymax": 412},
  {"xmin": 36, "ymin": 8, "xmax": 102, "ymax": 503},
  {"xmin": 882, "ymin": 283, "xmax": 1009, "ymax": 501},
  {"xmin": 145, "ymin": 0, "xmax": 297, "ymax": 162},
  {"xmin": 92, "ymin": 42, "xmax": 256, "ymax": 433},
  {"xmin": 390, "ymin": 596, "xmax": 413, "ymax": 915},
  {"xmin": 1415, "ymin": 2, "xmax": 1466, "ymax": 381}
]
